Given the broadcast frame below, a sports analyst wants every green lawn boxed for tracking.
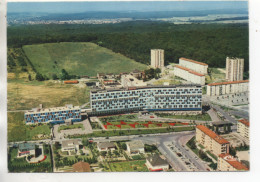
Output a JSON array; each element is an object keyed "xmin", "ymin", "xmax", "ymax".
[
  {"xmin": 206, "ymin": 151, "xmax": 218, "ymax": 161},
  {"xmin": 99, "ymin": 114, "xmax": 138, "ymax": 122},
  {"xmin": 108, "ymin": 160, "xmax": 149, "ymax": 172},
  {"xmin": 155, "ymin": 113, "xmax": 211, "ymax": 121},
  {"xmin": 58, "ymin": 124, "xmax": 84, "ymax": 132},
  {"xmin": 8, "ymin": 112, "xmax": 51, "ymax": 142},
  {"xmin": 22, "ymin": 42, "xmax": 147, "ymax": 77}
]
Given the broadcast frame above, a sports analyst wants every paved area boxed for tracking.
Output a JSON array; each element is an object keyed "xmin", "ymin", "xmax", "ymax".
[
  {"xmin": 53, "ymin": 119, "xmax": 93, "ymax": 139},
  {"xmin": 209, "ymin": 92, "xmax": 249, "ymax": 106},
  {"xmin": 221, "ymin": 132, "xmax": 245, "ymax": 147},
  {"xmin": 237, "ymin": 150, "xmax": 250, "ymax": 161},
  {"xmin": 207, "ymin": 108, "xmax": 220, "ymax": 121}
]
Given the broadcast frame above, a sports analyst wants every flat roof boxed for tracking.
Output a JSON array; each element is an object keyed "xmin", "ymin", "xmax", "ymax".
[
  {"xmin": 18, "ymin": 143, "xmax": 36, "ymax": 151},
  {"xmin": 62, "ymin": 139, "xmax": 79, "ymax": 148},
  {"xmin": 180, "ymin": 57, "xmax": 208, "ymax": 66},
  {"xmin": 25, "ymin": 105, "xmax": 80, "ymax": 114},
  {"xmin": 219, "ymin": 153, "xmax": 248, "ymax": 170},
  {"xmin": 238, "ymin": 119, "xmax": 249, "ymax": 127},
  {"xmin": 196, "ymin": 125, "xmax": 229, "ymax": 144},
  {"xmin": 175, "ymin": 65, "xmax": 205, "ymax": 77},
  {"xmin": 208, "ymin": 80, "xmax": 249, "ymax": 86},
  {"xmin": 91, "ymin": 84, "xmax": 201, "ymax": 93},
  {"xmin": 126, "ymin": 140, "xmax": 144, "ymax": 149}
]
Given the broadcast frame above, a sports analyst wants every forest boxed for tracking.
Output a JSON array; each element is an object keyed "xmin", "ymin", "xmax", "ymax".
[{"xmin": 7, "ymin": 21, "xmax": 249, "ymax": 73}]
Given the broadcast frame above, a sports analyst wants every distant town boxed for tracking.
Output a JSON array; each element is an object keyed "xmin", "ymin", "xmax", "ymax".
[{"xmin": 8, "ymin": 48, "xmax": 249, "ymax": 172}]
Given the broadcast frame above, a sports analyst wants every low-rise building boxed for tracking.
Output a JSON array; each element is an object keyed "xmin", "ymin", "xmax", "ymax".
[
  {"xmin": 237, "ymin": 119, "xmax": 249, "ymax": 142},
  {"xmin": 130, "ymin": 69, "xmax": 144, "ymax": 79},
  {"xmin": 217, "ymin": 153, "xmax": 248, "ymax": 171},
  {"xmin": 146, "ymin": 154, "xmax": 169, "ymax": 171},
  {"xmin": 72, "ymin": 161, "xmax": 91, "ymax": 172},
  {"xmin": 24, "ymin": 104, "xmax": 81, "ymax": 124},
  {"xmin": 207, "ymin": 80, "xmax": 249, "ymax": 96},
  {"xmin": 97, "ymin": 142, "xmax": 116, "ymax": 152},
  {"xmin": 17, "ymin": 143, "xmax": 36, "ymax": 158},
  {"xmin": 61, "ymin": 139, "xmax": 80, "ymax": 154},
  {"xmin": 179, "ymin": 57, "xmax": 208, "ymax": 75},
  {"xmin": 196, "ymin": 125, "xmax": 230, "ymax": 156},
  {"xmin": 126, "ymin": 140, "xmax": 145, "ymax": 154},
  {"xmin": 121, "ymin": 74, "xmax": 147, "ymax": 87},
  {"xmin": 174, "ymin": 65, "xmax": 205, "ymax": 85}
]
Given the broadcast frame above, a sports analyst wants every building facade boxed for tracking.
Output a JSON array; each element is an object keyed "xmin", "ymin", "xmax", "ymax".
[
  {"xmin": 179, "ymin": 57, "xmax": 208, "ymax": 75},
  {"xmin": 174, "ymin": 65, "xmax": 205, "ymax": 85},
  {"xmin": 237, "ymin": 119, "xmax": 249, "ymax": 142},
  {"xmin": 90, "ymin": 85, "xmax": 202, "ymax": 115},
  {"xmin": 151, "ymin": 49, "xmax": 164, "ymax": 69},
  {"xmin": 207, "ymin": 80, "xmax": 249, "ymax": 96},
  {"xmin": 24, "ymin": 104, "xmax": 81, "ymax": 124},
  {"xmin": 217, "ymin": 153, "xmax": 248, "ymax": 171},
  {"xmin": 226, "ymin": 57, "xmax": 244, "ymax": 81},
  {"xmin": 196, "ymin": 125, "xmax": 230, "ymax": 156}
]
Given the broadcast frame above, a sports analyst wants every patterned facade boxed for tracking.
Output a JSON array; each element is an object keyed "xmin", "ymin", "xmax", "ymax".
[
  {"xmin": 90, "ymin": 85, "xmax": 202, "ymax": 115},
  {"xmin": 226, "ymin": 57, "xmax": 244, "ymax": 81},
  {"xmin": 24, "ymin": 105, "xmax": 81, "ymax": 124}
]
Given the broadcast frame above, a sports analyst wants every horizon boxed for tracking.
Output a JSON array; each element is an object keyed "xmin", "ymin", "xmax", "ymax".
[{"xmin": 8, "ymin": 1, "xmax": 248, "ymax": 14}]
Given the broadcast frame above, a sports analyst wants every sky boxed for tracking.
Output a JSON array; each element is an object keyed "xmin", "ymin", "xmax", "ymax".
[{"xmin": 7, "ymin": 1, "xmax": 248, "ymax": 13}]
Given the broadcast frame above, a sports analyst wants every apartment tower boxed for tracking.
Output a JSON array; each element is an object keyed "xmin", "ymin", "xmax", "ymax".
[
  {"xmin": 226, "ymin": 57, "xmax": 244, "ymax": 81},
  {"xmin": 151, "ymin": 49, "xmax": 164, "ymax": 69}
]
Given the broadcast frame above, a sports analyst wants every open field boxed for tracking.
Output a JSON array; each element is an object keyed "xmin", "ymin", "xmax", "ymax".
[
  {"xmin": 7, "ymin": 112, "xmax": 52, "ymax": 142},
  {"xmin": 206, "ymin": 68, "xmax": 226, "ymax": 84},
  {"xmin": 107, "ymin": 160, "xmax": 149, "ymax": 172},
  {"xmin": 8, "ymin": 79, "xmax": 90, "ymax": 111},
  {"xmin": 22, "ymin": 42, "xmax": 147, "ymax": 77}
]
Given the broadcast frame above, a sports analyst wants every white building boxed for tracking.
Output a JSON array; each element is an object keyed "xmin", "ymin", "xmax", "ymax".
[
  {"xmin": 217, "ymin": 153, "xmax": 248, "ymax": 171},
  {"xmin": 121, "ymin": 74, "xmax": 147, "ymax": 88},
  {"xmin": 146, "ymin": 154, "xmax": 169, "ymax": 171},
  {"xmin": 174, "ymin": 65, "xmax": 205, "ymax": 85},
  {"xmin": 17, "ymin": 143, "xmax": 36, "ymax": 158},
  {"xmin": 97, "ymin": 142, "xmax": 116, "ymax": 152},
  {"xmin": 61, "ymin": 139, "xmax": 80, "ymax": 155},
  {"xmin": 126, "ymin": 140, "xmax": 145, "ymax": 154},
  {"xmin": 207, "ymin": 80, "xmax": 249, "ymax": 96},
  {"xmin": 237, "ymin": 119, "xmax": 249, "ymax": 142},
  {"xmin": 151, "ymin": 49, "xmax": 164, "ymax": 69},
  {"xmin": 179, "ymin": 57, "xmax": 208, "ymax": 75},
  {"xmin": 226, "ymin": 57, "xmax": 244, "ymax": 81}
]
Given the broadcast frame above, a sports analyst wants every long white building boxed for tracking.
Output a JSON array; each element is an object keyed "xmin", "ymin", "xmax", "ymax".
[
  {"xmin": 174, "ymin": 65, "xmax": 205, "ymax": 85},
  {"xmin": 90, "ymin": 85, "xmax": 202, "ymax": 115},
  {"xmin": 151, "ymin": 49, "xmax": 164, "ymax": 69},
  {"xmin": 179, "ymin": 57, "xmax": 208, "ymax": 75},
  {"xmin": 207, "ymin": 80, "xmax": 249, "ymax": 96},
  {"xmin": 226, "ymin": 57, "xmax": 244, "ymax": 81}
]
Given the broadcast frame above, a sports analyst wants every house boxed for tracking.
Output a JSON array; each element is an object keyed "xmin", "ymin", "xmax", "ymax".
[
  {"xmin": 146, "ymin": 154, "xmax": 169, "ymax": 171},
  {"xmin": 17, "ymin": 143, "xmax": 36, "ymax": 158},
  {"xmin": 97, "ymin": 142, "xmax": 116, "ymax": 151},
  {"xmin": 126, "ymin": 140, "xmax": 145, "ymax": 154},
  {"xmin": 217, "ymin": 153, "xmax": 249, "ymax": 171},
  {"xmin": 72, "ymin": 161, "xmax": 91, "ymax": 172},
  {"xmin": 61, "ymin": 139, "xmax": 80, "ymax": 155}
]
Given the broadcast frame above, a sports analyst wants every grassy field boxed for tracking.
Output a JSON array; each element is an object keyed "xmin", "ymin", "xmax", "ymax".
[
  {"xmin": 108, "ymin": 160, "xmax": 148, "ymax": 172},
  {"xmin": 155, "ymin": 113, "xmax": 211, "ymax": 121},
  {"xmin": 206, "ymin": 68, "xmax": 226, "ymax": 84},
  {"xmin": 58, "ymin": 124, "xmax": 84, "ymax": 132},
  {"xmin": 22, "ymin": 42, "xmax": 147, "ymax": 77},
  {"xmin": 8, "ymin": 79, "xmax": 90, "ymax": 111},
  {"xmin": 7, "ymin": 112, "xmax": 52, "ymax": 142}
]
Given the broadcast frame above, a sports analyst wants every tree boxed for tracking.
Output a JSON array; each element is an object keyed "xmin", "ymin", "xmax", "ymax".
[
  {"xmin": 28, "ymin": 74, "xmax": 32, "ymax": 81},
  {"xmin": 121, "ymin": 143, "xmax": 127, "ymax": 150},
  {"xmin": 101, "ymin": 151, "xmax": 107, "ymax": 157},
  {"xmin": 229, "ymin": 147, "xmax": 237, "ymax": 157},
  {"xmin": 52, "ymin": 73, "xmax": 58, "ymax": 80},
  {"xmin": 61, "ymin": 69, "xmax": 70, "ymax": 80},
  {"xmin": 36, "ymin": 73, "xmax": 45, "ymax": 81}
]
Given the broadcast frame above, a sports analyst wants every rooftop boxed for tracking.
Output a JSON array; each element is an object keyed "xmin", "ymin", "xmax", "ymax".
[
  {"xmin": 72, "ymin": 161, "xmax": 91, "ymax": 172},
  {"xmin": 18, "ymin": 143, "xmax": 36, "ymax": 151},
  {"xmin": 208, "ymin": 80, "xmax": 249, "ymax": 86},
  {"xmin": 147, "ymin": 154, "xmax": 168, "ymax": 166},
  {"xmin": 91, "ymin": 84, "xmax": 201, "ymax": 93},
  {"xmin": 25, "ymin": 104, "xmax": 80, "ymax": 114},
  {"xmin": 238, "ymin": 119, "xmax": 249, "ymax": 127},
  {"xmin": 62, "ymin": 139, "xmax": 79, "ymax": 148},
  {"xmin": 219, "ymin": 153, "xmax": 249, "ymax": 171},
  {"xmin": 97, "ymin": 142, "xmax": 116, "ymax": 149},
  {"xmin": 196, "ymin": 125, "xmax": 229, "ymax": 144},
  {"xmin": 175, "ymin": 65, "xmax": 205, "ymax": 77},
  {"xmin": 126, "ymin": 140, "xmax": 144, "ymax": 150},
  {"xmin": 180, "ymin": 57, "xmax": 208, "ymax": 66}
]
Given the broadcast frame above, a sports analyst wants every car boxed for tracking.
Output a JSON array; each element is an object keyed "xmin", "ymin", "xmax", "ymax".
[{"xmin": 150, "ymin": 116, "xmax": 154, "ymax": 118}]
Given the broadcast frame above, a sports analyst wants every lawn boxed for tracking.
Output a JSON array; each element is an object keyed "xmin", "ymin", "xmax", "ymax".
[
  {"xmin": 7, "ymin": 79, "xmax": 90, "ymax": 111},
  {"xmin": 108, "ymin": 160, "xmax": 149, "ymax": 172},
  {"xmin": 7, "ymin": 112, "xmax": 51, "ymax": 142},
  {"xmin": 99, "ymin": 114, "xmax": 138, "ymax": 122},
  {"xmin": 22, "ymin": 42, "xmax": 147, "ymax": 77},
  {"xmin": 155, "ymin": 113, "xmax": 212, "ymax": 121},
  {"xmin": 58, "ymin": 124, "xmax": 84, "ymax": 132},
  {"xmin": 207, "ymin": 68, "xmax": 226, "ymax": 84},
  {"xmin": 68, "ymin": 126, "xmax": 195, "ymax": 138}
]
